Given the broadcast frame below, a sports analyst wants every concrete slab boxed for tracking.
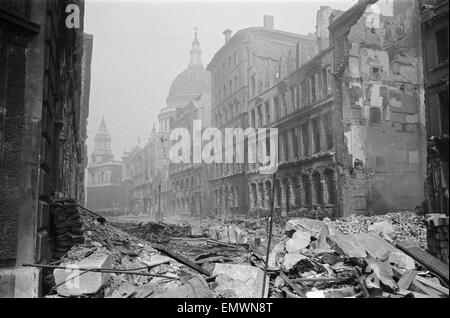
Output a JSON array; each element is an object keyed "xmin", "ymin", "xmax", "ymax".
[{"xmin": 54, "ymin": 252, "xmax": 112, "ymax": 297}]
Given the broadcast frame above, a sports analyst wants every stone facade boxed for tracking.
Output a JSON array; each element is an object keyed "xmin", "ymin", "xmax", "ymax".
[
  {"xmin": 248, "ymin": 46, "xmax": 337, "ymax": 219},
  {"xmin": 245, "ymin": 1, "xmax": 428, "ymax": 219},
  {"xmin": 420, "ymin": 0, "xmax": 449, "ymax": 215},
  {"xmin": 168, "ymin": 93, "xmax": 212, "ymax": 216},
  {"xmin": 121, "ymin": 126, "xmax": 171, "ymax": 218},
  {"xmin": 207, "ymin": 15, "xmax": 319, "ymax": 218},
  {"xmin": 0, "ymin": 0, "xmax": 91, "ymax": 297}
]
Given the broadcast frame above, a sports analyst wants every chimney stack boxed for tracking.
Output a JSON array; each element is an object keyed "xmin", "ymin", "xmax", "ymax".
[
  {"xmin": 223, "ymin": 29, "xmax": 232, "ymax": 43},
  {"xmin": 263, "ymin": 15, "xmax": 274, "ymax": 29}
]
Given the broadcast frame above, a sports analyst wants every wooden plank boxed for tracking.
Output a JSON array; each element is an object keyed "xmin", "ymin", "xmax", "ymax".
[
  {"xmin": 414, "ymin": 275, "xmax": 449, "ymax": 296},
  {"xmin": 154, "ymin": 246, "xmax": 212, "ymax": 277},
  {"xmin": 397, "ymin": 269, "xmax": 417, "ymax": 291},
  {"xmin": 409, "ymin": 279, "xmax": 443, "ymax": 298},
  {"xmin": 279, "ymin": 272, "xmax": 306, "ymax": 298},
  {"xmin": 395, "ymin": 240, "xmax": 449, "ymax": 284}
]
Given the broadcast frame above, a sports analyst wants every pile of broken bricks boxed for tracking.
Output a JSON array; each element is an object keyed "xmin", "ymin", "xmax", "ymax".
[
  {"xmin": 50, "ymin": 199, "xmax": 84, "ymax": 259},
  {"xmin": 40, "ymin": 208, "xmax": 448, "ymax": 298},
  {"xmin": 259, "ymin": 217, "xmax": 448, "ymax": 298},
  {"xmin": 425, "ymin": 214, "xmax": 449, "ymax": 264}
]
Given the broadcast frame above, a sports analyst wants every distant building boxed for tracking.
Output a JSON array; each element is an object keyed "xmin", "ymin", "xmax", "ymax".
[
  {"xmin": 86, "ymin": 118, "xmax": 129, "ymax": 214},
  {"xmin": 124, "ymin": 32, "xmax": 212, "ymax": 218},
  {"xmin": 420, "ymin": 0, "xmax": 449, "ymax": 215},
  {"xmin": 169, "ymin": 92, "xmax": 212, "ymax": 217}
]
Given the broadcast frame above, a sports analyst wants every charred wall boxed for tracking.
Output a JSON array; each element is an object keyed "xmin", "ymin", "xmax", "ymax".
[{"xmin": 331, "ymin": 0, "xmax": 427, "ymax": 216}]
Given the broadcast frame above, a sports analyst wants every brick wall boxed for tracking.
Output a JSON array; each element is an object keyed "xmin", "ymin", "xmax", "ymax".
[{"xmin": 425, "ymin": 214, "xmax": 449, "ymax": 264}]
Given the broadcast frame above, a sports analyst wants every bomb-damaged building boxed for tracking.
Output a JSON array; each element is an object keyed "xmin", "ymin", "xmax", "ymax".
[{"xmin": 248, "ymin": 0, "xmax": 427, "ymax": 218}]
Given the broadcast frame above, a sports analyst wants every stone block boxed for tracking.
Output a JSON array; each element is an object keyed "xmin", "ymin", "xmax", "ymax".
[
  {"xmin": 54, "ymin": 252, "xmax": 112, "ymax": 297},
  {"xmin": 285, "ymin": 231, "xmax": 311, "ymax": 253},
  {"xmin": 213, "ymin": 264, "xmax": 269, "ymax": 298},
  {"xmin": 327, "ymin": 234, "xmax": 367, "ymax": 258},
  {"xmin": 283, "ymin": 253, "xmax": 308, "ymax": 271}
]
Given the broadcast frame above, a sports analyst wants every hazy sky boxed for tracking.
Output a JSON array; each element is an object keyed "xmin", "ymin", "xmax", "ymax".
[{"xmin": 84, "ymin": 0, "xmax": 357, "ymax": 159}]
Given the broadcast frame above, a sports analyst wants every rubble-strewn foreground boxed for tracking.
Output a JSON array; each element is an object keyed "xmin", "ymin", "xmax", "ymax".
[{"xmin": 43, "ymin": 206, "xmax": 448, "ymax": 298}]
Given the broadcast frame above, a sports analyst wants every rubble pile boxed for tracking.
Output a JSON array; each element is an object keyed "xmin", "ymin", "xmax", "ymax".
[
  {"xmin": 50, "ymin": 199, "xmax": 84, "ymax": 259},
  {"xmin": 113, "ymin": 221, "xmax": 192, "ymax": 243},
  {"xmin": 253, "ymin": 216, "xmax": 448, "ymax": 298},
  {"xmin": 331, "ymin": 212, "xmax": 427, "ymax": 249},
  {"xmin": 45, "ymin": 210, "xmax": 214, "ymax": 298},
  {"xmin": 44, "ymin": 209, "xmax": 448, "ymax": 298}
]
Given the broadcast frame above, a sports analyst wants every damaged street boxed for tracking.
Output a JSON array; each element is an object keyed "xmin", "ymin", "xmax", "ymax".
[
  {"xmin": 31, "ymin": 199, "xmax": 448, "ymax": 299},
  {"xmin": 0, "ymin": 0, "xmax": 448, "ymax": 302}
]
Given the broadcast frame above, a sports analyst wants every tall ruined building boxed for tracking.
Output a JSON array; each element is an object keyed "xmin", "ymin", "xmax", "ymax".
[
  {"xmin": 0, "ymin": 0, "xmax": 92, "ymax": 297},
  {"xmin": 421, "ymin": 0, "xmax": 449, "ymax": 215}
]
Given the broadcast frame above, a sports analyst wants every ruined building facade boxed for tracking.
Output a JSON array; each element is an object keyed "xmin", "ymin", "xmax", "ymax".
[
  {"xmin": 237, "ymin": 0, "xmax": 428, "ymax": 219},
  {"xmin": 329, "ymin": 0, "xmax": 427, "ymax": 216},
  {"xmin": 420, "ymin": 0, "xmax": 449, "ymax": 215},
  {"xmin": 0, "ymin": 0, "xmax": 92, "ymax": 296},
  {"xmin": 86, "ymin": 119, "xmax": 129, "ymax": 214}
]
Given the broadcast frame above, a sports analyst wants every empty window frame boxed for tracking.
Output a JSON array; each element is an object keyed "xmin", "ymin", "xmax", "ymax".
[
  {"xmin": 436, "ymin": 27, "xmax": 449, "ymax": 64},
  {"xmin": 312, "ymin": 118, "xmax": 321, "ymax": 153}
]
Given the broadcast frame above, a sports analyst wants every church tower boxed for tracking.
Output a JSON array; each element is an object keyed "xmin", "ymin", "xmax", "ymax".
[
  {"xmin": 91, "ymin": 117, "xmax": 113, "ymax": 164},
  {"xmin": 189, "ymin": 29, "xmax": 203, "ymax": 67}
]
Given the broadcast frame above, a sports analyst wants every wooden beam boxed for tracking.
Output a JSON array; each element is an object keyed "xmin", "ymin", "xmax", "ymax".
[{"xmin": 395, "ymin": 240, "xmax": 449, "ymax": 285}]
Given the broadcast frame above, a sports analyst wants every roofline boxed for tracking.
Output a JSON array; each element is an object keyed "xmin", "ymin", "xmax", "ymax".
[{"xmin": 207, "ymin": 27, "xmax": 316, "ymax": 70}]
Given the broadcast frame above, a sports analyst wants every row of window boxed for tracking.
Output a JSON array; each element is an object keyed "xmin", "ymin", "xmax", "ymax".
[
  {"xmin": 210, "ymin": 113, "xmax": 333, "ymax": 179},
  {"xmin": 212, "ymin": 162, "xmax": 245, "ymax": 179},
  {"xmin": 213, "ymin": 186, "xmax": 240, "ymax": 209},
  {"xmin": 172, "ymin": 174, "xmax": 202, "ymax": 191},
  {"xmin": 213, "ymin": 51, "xmax": 239, "ymax": 85},
  {"xmin": 214, "ymin": 99, "xmax": 240, "ymax": 126},
  {"xmin": 214, "ymin": 75, "xmax": 239, "ymax": 105},
  {"xmin": 249, "ymin": 170, "xmax": 336, "ymax": 210},
  {"xmin": 88, "ymin": 171, "xmax": 111, "ymax": 185},
  {"xmin": 250, "ymin": 66, "xmax": 333, "ymax": 128}
]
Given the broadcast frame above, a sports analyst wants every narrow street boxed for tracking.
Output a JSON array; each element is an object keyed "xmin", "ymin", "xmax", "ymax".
[
  {"xmin": 39, "ymin": 201, "xmax": 448, "ymax": 298},
  {"xmin": 0, "ymin": 0, "xmax": 448, "ymax": 301}
]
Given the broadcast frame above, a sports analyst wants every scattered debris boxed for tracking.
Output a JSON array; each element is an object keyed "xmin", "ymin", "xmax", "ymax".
[{"xmin": 42, "ymin": 209, "xmax": 447, "ymax": 298}]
